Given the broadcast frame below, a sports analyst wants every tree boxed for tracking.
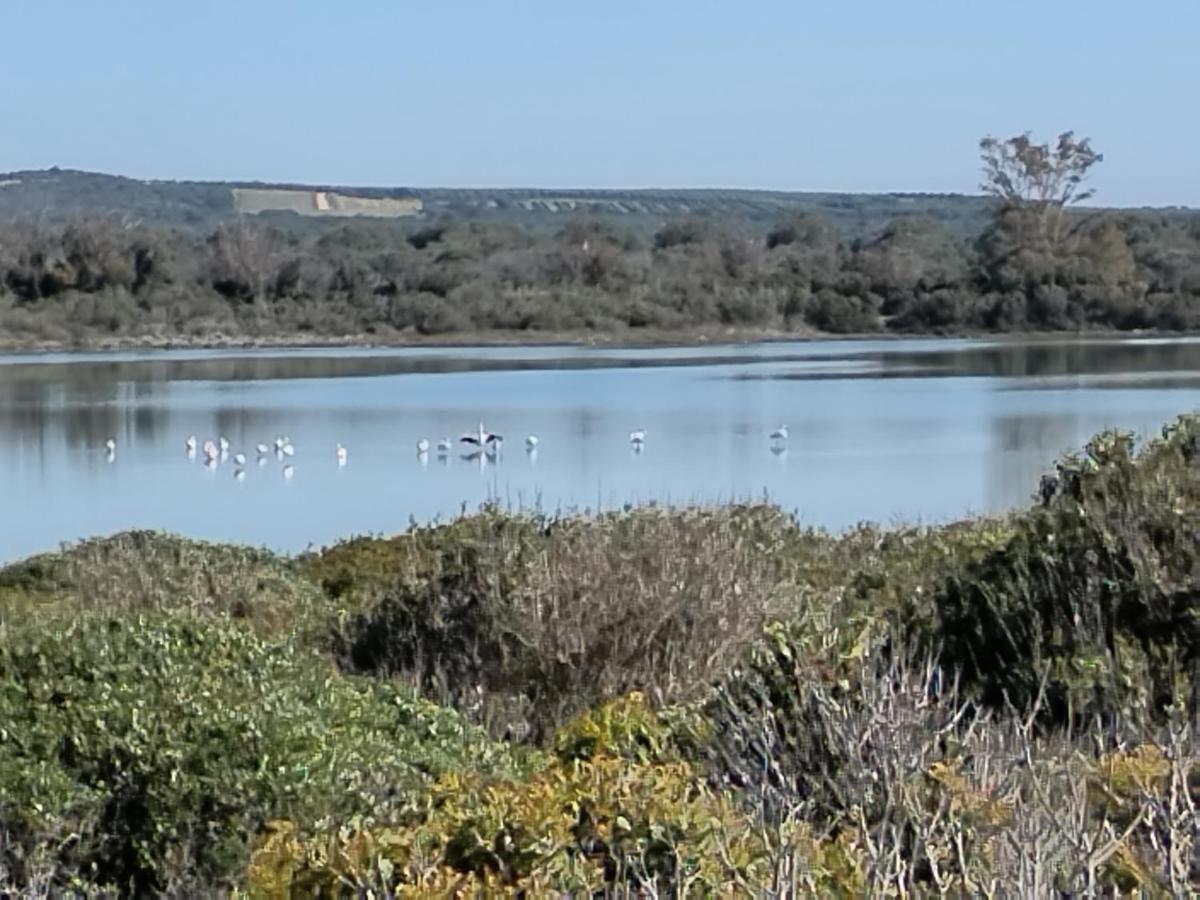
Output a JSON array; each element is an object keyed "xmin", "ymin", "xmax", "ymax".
[{"xmin": 978, "ymin": 131, "xmax": 1103, "ymax": 254}]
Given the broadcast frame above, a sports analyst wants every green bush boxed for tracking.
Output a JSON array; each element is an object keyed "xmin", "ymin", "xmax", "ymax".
[
  {"xmin": 933, "ymin": 414, "xmax": 1200, "ymax": 724},
  {"xmin": 0, "ymin": 530, "xmax": 327, "ymax": 638},
  {"xmin": 0, "ymin": 613, "xmax": 523, "ymax": 895}
]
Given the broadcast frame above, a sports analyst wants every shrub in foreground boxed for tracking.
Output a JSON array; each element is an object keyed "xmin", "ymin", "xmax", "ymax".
[
  {"xmin": 244, "ymin": 693, "xmax": 868, "ymax": 897},
  {"xmin": 0, "ymin": 530, "xmax": 326, "ymax": 637},
  {"xmin": 933, "ymin": 414, "xmax": 1200, "ymax": 725},
  {"xmin": 0, "ymin": 614, "xmax": 522, "ymax": 895},
  {"xmin": 245, "ymin": 680, "xmax": 1198, "ymax": 897},
  {"xmin": 327, "ymin": 505, "xmax": 797, "ymax": 740}
]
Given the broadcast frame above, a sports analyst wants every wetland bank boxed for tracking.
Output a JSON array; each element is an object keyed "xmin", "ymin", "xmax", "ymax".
[{"xmin": 1, "ymin": 398, "xmax": 1197, "ymax": 894}]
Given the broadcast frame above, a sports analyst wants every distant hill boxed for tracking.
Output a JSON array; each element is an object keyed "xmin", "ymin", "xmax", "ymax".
[
  {"xmin": 1, "ymin": 168, "xmax": 1194, "ymax": 240},
  {"xmin": 0, "ymin": 168, "xmax": 1002, "ymax": 238}
]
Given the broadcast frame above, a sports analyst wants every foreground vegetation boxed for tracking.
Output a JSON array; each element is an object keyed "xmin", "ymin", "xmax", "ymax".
[
  {"xmin": 2, "ymin": 133, "xmax": 1198, "ymax": 350},
  {"xmin": 1, "ymin": 412, "xmax": 1197, "ymax": 895}
]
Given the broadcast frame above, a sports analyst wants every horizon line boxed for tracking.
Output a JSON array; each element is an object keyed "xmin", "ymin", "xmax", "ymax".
[{"xmin": 3, "ymin": 166, "xmax": 1197, "ymax": 212}]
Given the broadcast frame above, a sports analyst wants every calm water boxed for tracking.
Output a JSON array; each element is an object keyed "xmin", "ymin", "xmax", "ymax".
[{"xmin": 1, "ymin": 337, "xmax": 1198, "ymax": 562}]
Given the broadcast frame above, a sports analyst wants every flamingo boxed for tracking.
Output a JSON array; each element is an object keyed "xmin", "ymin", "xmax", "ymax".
[
  {"xmin": 104, "ymin": 437, "xmax": 116, "ymax": 453},
  {"xmin": 460, "ymin": 422, "xmax": 502, "ymax": 450},
  {"xmin": 436, "ymin": 438, "xmax": 452, "ymax": 454},
  {"xmin": 202, "ymin": 439, "xmax": 219, "ymax": 461},
  {"xmin": 770, "ymin": 424, "xmax": 789, "ymax": 443},
  {"xmin": 232, "ymin": 452, "xmax": 246, "ymax": 466},
  {"xmin": 629, "ymin": 430, "xmax": 646, "ymax": 446},
  {"xmin": 273, "ymin": 436, "xmax": 286, "ymax": 451},
  {"xmin": 185, "ymin": 435, "xmax": 197, "ymax": 454},
  {"xmin": 525, "ymin": 434, "xmax": 540, "ymax": 449},
  {"xmin": 281, "ymin": 443, "xmax": 295, "ymax": 458},
  {"xmin": 218, "ymin": 436, "xmax": 230, "ymax": 453},
  {"xmin": 416, "ymin": 438, "xmax": 430, "ymax": 455},
  {"xmin": 256, "ymin": 443, "xmax": 270, "ymax": 456},
  {"xmin": 336, "ymin": 443, "xmax": 348, "ymax": 465}
]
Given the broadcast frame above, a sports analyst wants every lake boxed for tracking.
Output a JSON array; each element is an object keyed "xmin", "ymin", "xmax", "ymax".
[{"xmin": 1, "ymin": 336, "xmax": 1198, "ymax": 563}]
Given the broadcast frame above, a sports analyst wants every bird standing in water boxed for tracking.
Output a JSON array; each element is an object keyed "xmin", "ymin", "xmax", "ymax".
[{"xmin": 460, "ymin": 422, "xmax": 502, "ymax": 450}]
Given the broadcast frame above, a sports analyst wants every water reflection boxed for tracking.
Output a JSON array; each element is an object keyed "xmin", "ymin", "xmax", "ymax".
[
  {"xmin": 985, "ymin": 413, "xmax": 1086, "ymax": 511},
  {"xmin": 0, "ymin": 336, "xmax": 1197, "ymax": 562}
]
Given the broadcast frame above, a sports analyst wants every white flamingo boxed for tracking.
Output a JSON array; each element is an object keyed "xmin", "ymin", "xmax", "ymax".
[
  {"xmin": 281, "ymin": 442, "xmax": 295, "ymax": 457},
  {"xmin": 460, "ymin": 422, "xmax": 502, "ymax": 450},
  {"xmin": 185, "ymin": 435, "xmax": 197, "ymax": 454},
  {"xmin": 104, "ymin": 437, "xmax": 116, "ymax": 453},
  {"xmin": 202, "ymin": 439, "xmax": 219, "ymax": 461},
  {"xmin": 416, "ymin": 438, "xmax": 430, "ymax": 455},
  {"xmin": 232, "ymin": 452, "xmax": 246, "ymax": 466},
  {"xmin": 218, "ymin": 436, "xmax": 230, "ymax": 453},
  {"xmin": 525, "ymin": 434, "xmax": 540, "ymax": 449},
  {"xmin": 274, "ymin": 436, "xmax": 286, "ymax": 451},
  {"xmin": 256, "ymin": 442, "xmax": 270, "ymax": 456},
  {"xmin": 336, "ymin": 443, "xmax": 348, "ymax": 465},
  {"xmin": 629, "ymin": 430, "xmax": 646, "ymax": 446}
]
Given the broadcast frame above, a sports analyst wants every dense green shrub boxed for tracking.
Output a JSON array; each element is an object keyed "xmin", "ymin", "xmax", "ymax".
[
  {"xmin": 0, "ymin": 614, "xmax": 523, "ymax": 894},
  {"xmin": 933, "ymin": 414, "xmax": 1200, "ymax": 725},
  {"xmin": 2, "ymin": 203, "xmax": 1199, "ymax": 350},
  {"xmin": 0, "ymin": 530, "xmax": 325, "ymax": 636}
]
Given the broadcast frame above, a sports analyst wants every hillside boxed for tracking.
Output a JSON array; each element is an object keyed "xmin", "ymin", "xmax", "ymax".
[{"xmin": 0, "ymin": 167, "xmax": 1003, "ymax": 238}]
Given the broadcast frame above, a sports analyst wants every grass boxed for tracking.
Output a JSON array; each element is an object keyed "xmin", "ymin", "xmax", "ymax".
[{"xmin": 0, "ymin": 413, "xmax": 1197, "ymax": 895}]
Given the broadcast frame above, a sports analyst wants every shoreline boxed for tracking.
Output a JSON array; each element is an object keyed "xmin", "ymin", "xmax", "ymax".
[{"xmin": 0, "ymin": 325, "xmax": 1193, "ymax": 358}]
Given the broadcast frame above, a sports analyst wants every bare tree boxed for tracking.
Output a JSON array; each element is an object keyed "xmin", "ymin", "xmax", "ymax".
[
  {"xmin": 979, "ymin": 131, "xmax": 1104, "ymax": 255},
  {"xmin": 980, "ymin": 131, "xmax": 1102, "ymax": 208}
]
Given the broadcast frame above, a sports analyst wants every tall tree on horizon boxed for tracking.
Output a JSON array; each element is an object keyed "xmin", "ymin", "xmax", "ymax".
[
  {"xmin": 979, "ymin": 131, "xmax": 1103, "ymax": 257},
  {"xmin": 976, "ymin": 132, "xmax": 1108, "ymax": 304}
]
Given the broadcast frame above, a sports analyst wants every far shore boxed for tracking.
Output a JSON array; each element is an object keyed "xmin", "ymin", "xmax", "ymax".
[{"xmin": 0, "ymin": 325, "xmax": 1193, "ymax": 358}]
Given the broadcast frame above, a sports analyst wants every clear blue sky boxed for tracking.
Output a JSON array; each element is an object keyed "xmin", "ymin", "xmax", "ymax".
[{"xmin": 2, "ymin": 1, "xmax": 1195, "ymax": 206}]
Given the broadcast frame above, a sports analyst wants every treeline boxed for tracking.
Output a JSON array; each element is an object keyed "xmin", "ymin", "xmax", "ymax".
[{"xmin": 0, "ymin": 206, "xmax": 1198, "ymax": 346}]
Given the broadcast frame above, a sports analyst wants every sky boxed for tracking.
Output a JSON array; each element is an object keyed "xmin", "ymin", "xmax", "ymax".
[{"xmin": 1, "ymin": 1, "xmax": 1196, "ymax": 206}]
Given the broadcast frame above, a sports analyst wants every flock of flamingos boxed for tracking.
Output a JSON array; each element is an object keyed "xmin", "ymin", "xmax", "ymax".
[{"xmin": 99, "ymin": 422, "xmax": 791, "ymax": 478}]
